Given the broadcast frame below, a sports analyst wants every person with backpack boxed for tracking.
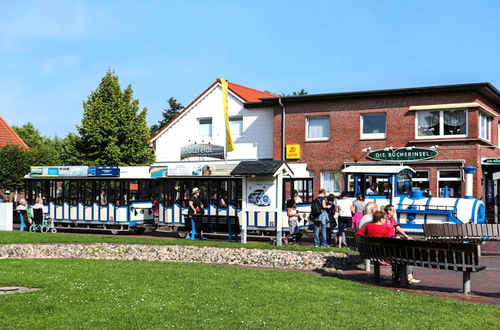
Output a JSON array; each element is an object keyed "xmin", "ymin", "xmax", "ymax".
[{"xmin": 311, "ymin": 189, "xmax": 330, "ymax": 247}]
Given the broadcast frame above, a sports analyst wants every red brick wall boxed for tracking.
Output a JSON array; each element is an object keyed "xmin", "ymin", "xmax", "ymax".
[{"xmin": 273, "ymin": 90, "xmax": 500, "ymax": 198}]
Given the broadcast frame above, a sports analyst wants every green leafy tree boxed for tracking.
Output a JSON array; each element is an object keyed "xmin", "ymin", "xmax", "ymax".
[
  {"xmin": 0, "ymin": 145, "xmax": 31, "ymax": 192},
  {"xmin": 64, "ymin": 70, "xmax": 155, "ymax": 166},
  {"xmin": 279, "ymin": 89, "xmax": 308, "ymax": 97},
  {"xmin": 12, "ymin": 123, "xmax": 62, "ymax": 165},
  {"xmin": 150, "ymin": 97, "xmax": 184, "ymax": 135}
]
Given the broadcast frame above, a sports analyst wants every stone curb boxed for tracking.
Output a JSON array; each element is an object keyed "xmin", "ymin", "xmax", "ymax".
[{"xmin": 0, "ymin": 243, "xmax": 361, "ymax": 271}]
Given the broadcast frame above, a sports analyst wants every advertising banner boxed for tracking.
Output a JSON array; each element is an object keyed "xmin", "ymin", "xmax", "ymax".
[
  {"xmin": 30, "ymin": 166, "xmax": 88, "ymax": 177},
  {"xmin": 245, "ymin": 177, "xmax": 276, "ymax": 210},
  {"xmin": 168, "ymin": 164, "xmax": 203, "ymax": 176}
]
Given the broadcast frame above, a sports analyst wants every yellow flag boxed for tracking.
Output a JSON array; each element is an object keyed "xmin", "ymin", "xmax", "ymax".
[{"xmin": 221, "ymin": 78, "xmax": 234, "ymax": 152}]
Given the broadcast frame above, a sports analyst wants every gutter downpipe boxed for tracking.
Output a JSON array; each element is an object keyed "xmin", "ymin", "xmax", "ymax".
[{"xmin": 279, "ymin": 97, "xmax": 286, "ymax": 161}]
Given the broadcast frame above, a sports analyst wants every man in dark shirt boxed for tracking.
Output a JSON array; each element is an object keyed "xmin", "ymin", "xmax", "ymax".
[{"xmin": 187, "ymin": 187, "xmax": 206, "ymax": 240}]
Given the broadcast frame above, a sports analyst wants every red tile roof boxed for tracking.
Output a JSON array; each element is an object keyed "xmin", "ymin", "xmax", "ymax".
[
  {"xmin": 150, "ymin": 79, "xmax": 276, "ymax": 141},
  {"xmin": 0, "ymin": 116, "xmax": 29, "ymax": 149},
  {"xmin": 226, "ymin": 81, "xmax": 276, "ymax": 102}
]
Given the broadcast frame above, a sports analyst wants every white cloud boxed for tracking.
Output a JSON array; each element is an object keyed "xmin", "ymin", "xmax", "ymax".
[{"xmin": 41, "ymin": 54, "xmax": 80, "ymax": 74}]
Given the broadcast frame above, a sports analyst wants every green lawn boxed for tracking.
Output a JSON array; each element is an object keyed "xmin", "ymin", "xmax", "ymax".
[
  {"xmin": 0, "ymin": 259, "xmax": 497, "ymax": 329},
  {"xmin": 0, "ymin": 230, "xmax": 351, "ymax": 253}
]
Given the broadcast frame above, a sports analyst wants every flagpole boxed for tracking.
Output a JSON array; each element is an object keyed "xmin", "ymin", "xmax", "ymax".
[{"xmin": 223, "ymin": 78, "xmax": 227, "ymax": 162}]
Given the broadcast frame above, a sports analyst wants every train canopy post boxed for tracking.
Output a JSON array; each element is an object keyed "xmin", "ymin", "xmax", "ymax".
[{"xmin": 230, "ymin": 160, "xmax": 293, "ymax": 245}]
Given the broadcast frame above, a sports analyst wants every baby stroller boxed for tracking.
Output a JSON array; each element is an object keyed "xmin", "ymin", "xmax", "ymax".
[{"xmin": 284, "ymin": 231, "xmax": 303, "ymax": 245}]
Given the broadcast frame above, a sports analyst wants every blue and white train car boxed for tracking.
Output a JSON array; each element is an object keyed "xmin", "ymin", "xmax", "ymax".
[
  {"xmin": 342, "ymin": 165, "xmax": 485, "ymax": 230},
  {"xmin": 25, "ymin": 166, "xmax": 155, "ymax": 234}
]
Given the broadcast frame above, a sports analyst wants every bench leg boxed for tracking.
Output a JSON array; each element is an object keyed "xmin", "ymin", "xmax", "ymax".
[
  {"xmin": 399, "ymin": 264, "xmax": 409, "ymax": 287},
  {"xmin": 463, "ymin": 272, "xmax": 471, "ymax": 294},
  {"xmin": 364, "ymin": 259, "xmax": 371, "ymax": 272},
  {"xmin": 227, "ymin": 219, "xmax": 233, "ymax": 242},
  {"xmin": 373, "ymin": 261, "xmax": 380, "ymax": 280}
]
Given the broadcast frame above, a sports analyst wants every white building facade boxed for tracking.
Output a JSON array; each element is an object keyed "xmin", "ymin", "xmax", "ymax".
[{"xmin": 150, "ymin": 79, "xmax": 275, "ymax": 171}]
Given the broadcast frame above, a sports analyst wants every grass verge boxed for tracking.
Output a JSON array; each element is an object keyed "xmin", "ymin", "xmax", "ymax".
[
  {"xmin": 0, "ymin": 259, "xmax": 497, "ymax": 329},
  {"xmin": 0, "ymin": 231, "xmax": 351, "ymax": 253}
]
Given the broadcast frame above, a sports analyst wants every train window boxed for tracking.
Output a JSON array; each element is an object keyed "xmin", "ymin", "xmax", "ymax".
[
  {"xmin": 98, "ymin": 181, "xmax": 108, "ymax": 205},
  {"xmin": 55, "ymin": 181, "xmax": 63, "ymax": 204},
  {"xmin": 69, "ymin": 181, "xmax": 78, "ymax": 205},
  {"xmin": 108, "ymin": 181, "xmax": 117, "ymax": 205},
  {"xmin": 129, "ymin": 180, "xmax": 138, "ymax": 202},
  {"xmin": 283, "ymin": 178, "xmax": 313, "ymax": 206},
  {"xmin": 84, "ymin": 181, "xmax": 94, "ymax": 205},
  {"xmin": 397, "ymin": 171, "xmax": 413, "ymax": 195},
  {"xmin": 140, "ymin": 180, "xmax": 153, "ymax": 201},
  {"xmin": 365, "ymin": 175, "xmax": 391, "ymax": 196}
]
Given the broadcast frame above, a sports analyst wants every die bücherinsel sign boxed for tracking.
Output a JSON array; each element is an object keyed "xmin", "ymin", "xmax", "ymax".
[
  {"xmin": 367, "ymin": 147, "xmax": 438, "ymax": 161},
  {"xmin": 483, "ymin": 158, "xmax": 500, "ymax": 164},
  {"xmin": 180, "ymin": 143, "xmax": 225, "ymax": 160}
]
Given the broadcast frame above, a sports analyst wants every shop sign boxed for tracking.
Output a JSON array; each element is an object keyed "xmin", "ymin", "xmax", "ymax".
[
  {"xmin": 367, "ymin": 148, "xmax": 438, "ymax": 161},
  {"xmin": 180, "ymin": 143, "xmax": 224, "ymax": 160},
  {"xmin": 286, "ymin": 144, "xmax": 300, "ymax": 159},
  {"xmin": 88, "ymin": 166, "xmax": 120, "ymax": 177},
  {"xmin": 483, "ymin": 158, "xmax": 500, "ymax": 164}
]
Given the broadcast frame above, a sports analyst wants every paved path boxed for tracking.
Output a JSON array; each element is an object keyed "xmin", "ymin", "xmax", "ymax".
[{"xmin": 336, "ymin": 249, "xmax": 500, "ymax": 306}]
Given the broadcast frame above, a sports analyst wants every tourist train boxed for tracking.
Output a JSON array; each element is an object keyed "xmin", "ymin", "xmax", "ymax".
[{"xmin": 23, "ymin": 164, "xmax": 485, "ymax": 235}]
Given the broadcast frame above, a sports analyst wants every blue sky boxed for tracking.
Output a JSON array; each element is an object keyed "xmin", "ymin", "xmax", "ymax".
[{"xmin": 1, "ymin": 0, "xmax": 499, "ymax": 137}]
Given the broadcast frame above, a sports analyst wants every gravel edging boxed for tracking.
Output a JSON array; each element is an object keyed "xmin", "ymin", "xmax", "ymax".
[{"xmin": 0, "ymin": 243, "xmax": 362, "ymax": 271}]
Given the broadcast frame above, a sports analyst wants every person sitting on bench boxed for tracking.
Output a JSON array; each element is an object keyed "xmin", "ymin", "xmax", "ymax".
[{"xmin": 16, "ymin": 198, "xmax": 32, "ymax": 224}]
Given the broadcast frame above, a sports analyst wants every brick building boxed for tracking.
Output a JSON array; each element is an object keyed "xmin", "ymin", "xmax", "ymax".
[{"xmin": 247, "ymin": 83, "xmax": 500, "ymax": 219}]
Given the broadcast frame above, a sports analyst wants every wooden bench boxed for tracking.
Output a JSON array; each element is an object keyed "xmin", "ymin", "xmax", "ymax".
[
  {"xmin": 356, "ymin": 235, "xmax": 485, "ymax": 294},
  {"xmin": 344, "ymin": 229, "xmax": 358, "ymax": 251},
  {"xmin": 183, "ymin": 214, "xmax": 240, "ymax": 242},
  {"xmin": 424, "ymin": 223, "xmax": 500, "ymax": 242}
]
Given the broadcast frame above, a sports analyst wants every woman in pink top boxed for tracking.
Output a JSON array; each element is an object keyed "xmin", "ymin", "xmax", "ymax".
[{"xmin": 351, "ymin": 193, "xmax": 365, "ymax": 229}]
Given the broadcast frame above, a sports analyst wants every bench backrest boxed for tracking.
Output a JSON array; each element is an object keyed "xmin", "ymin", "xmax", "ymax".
[
  {"xmin": 356, "ymin": 236, "xmax": 483, "ymax": 272},
  {"xmin": 344, "ymin": 229, "xmax": 358, "ymax": 251},
  {"xmin": 424, "ymin": 223, "xmax": 500, "ymax": 239}
]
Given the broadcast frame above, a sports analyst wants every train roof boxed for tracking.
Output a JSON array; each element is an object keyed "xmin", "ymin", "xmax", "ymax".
[
  {"xmin": 342, "ymin": 165, "xmax": 415, "ymax": 174},
  {"xmin": 25, "ymin": 166, "xmax": 152, "ymax": 179}
]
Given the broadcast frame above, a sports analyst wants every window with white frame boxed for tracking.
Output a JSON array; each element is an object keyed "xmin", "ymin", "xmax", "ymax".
[
  {"xmin": 413, "ymin": 170, "xmax": 430, "ymax": 192},
  {"xmin": 306, "ymin": 116, "xmax": 330, "ymax": 140},
  {"xmin": 199, "ymin": 118, "xmax": 212, "ymax": 138},
  {"xmin": 416, "ymin": 109, "xmax": 467, "ymax": 138},
  {"xmin": 229, "ymin": 117, "xmax": 243, "ymax": 137},
  {"xmin": 479, "ymin": 112, "xmax": 491, "ymax": 141},
  {"xmin": 361, "ymin": 113, "xmax": 386, "ymax": 139},
  {"xmin": 321, "ymin": 171, "xmax": 342, "ymax": 194},
  {"xmin": 438, "ymin": 169, "xmax": 461, "ymax": 198}
]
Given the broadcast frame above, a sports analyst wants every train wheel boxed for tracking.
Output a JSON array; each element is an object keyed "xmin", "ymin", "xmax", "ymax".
[
  {"xmin": 51, "ymin": 228, "xmax": 57, "ymax": 234},
  {"xmin": 133, "ymin": 227, "xmax": 146, "ymax": 235},
  {"xmin": 177, "ymin": 231, "xmax": 188, "ymax": 239},
  {"xmin": 110, "ymin": 229, "xmax": 119, "ymax": 235}
]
